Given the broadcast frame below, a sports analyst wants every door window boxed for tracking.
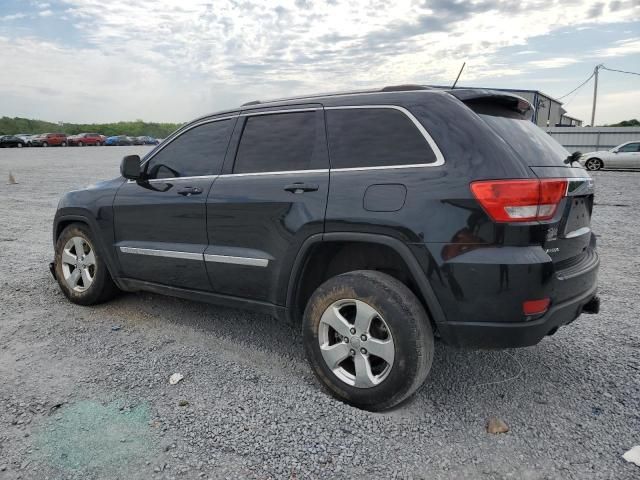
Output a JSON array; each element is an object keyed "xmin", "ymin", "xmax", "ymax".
[
  {"xmin": 326, "ymin": 108, "xmax": 437, "ymax": 169},
  {"xmin": 233, "ymin": 111, "xmax": 320, "ymax": 174},
  {"xmin": 145, "ymin": 119, "xmax": 234, "ymax": 179},
  {"xmin": 618, "ymin": 143, "xmax": 640, "ymax": 152}
]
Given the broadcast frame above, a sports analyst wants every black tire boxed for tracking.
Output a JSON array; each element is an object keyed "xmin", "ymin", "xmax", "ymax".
[
  {"xmin": 54, "ymin": 223, "xmax": 119, "ymax": 305},
  {"xmin": 302, "ymin": 270, "xmax": 434, "ymax": 411},
  {"xmin": 42, "ymin": 142, "xmax": 49, "ymax": 147},
  {"xmin": 585, "ymin": 158, "xmax": 603, "ymax": 171},
  {"xmin": 61, "ymin": 141, "xmax": 67, "ymax": 147}
]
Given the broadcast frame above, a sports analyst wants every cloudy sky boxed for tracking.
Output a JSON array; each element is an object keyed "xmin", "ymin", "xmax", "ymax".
[{"xmin": 0, "ymin": 0, "xmax": 638, "ymax": 125}]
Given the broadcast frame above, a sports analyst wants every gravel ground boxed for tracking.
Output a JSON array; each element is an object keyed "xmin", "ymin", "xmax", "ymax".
[{"xmin": 0, "ymin": 147, "xmax": 639, "ymax": 480}]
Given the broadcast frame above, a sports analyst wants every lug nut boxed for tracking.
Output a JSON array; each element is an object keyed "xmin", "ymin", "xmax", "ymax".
[
  {"xmin": 350, "ymin": 328, "xmax": 356, "ymax": 335},
  {"xmin": 350, "ymin": 349, "xmax": 356, "ymax": 356},
  {"xmin": 343, "ymin": 337, "xmax": 349, "ymax": 343},
  {"xmin": 360, "ymin": 334, "xmax": 367, "ymax": 341},
  {"xmin": 360, "ymin": 348, "xmax": 367, "ymax": 355}
]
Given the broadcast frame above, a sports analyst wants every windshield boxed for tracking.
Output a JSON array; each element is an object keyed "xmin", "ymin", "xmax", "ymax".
[{"xmin": 479, "ymin": 114, "xmax": 570, "ymax": 167}]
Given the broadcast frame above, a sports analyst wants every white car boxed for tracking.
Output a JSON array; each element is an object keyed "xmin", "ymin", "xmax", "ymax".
[
  {"xmin": 15, "ymin": 134, "xmax": 33, "ymax": 146},
  {"xmin": 580, "ymin": 141, "xmax": 640, "ymax": 171}
]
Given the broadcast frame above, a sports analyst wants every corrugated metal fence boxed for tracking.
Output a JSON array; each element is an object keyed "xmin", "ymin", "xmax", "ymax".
[{"xmin": 543, "ymin": 127, "xmax": 640, "ymax": 152}]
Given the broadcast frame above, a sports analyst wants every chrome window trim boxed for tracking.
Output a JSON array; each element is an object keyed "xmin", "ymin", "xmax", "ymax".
[
  {"xmin": 204, "ymin": 254, "xmax": 269, "ymax": 267},
  {"xmin": 219, "ymin": 169, "xmax": 329, "ymax": 178},
  {"xmin": 324, "ymin": 105, "xmax": 445, "ymax": 169},
  {"xmin": 140, "ymin": 114, "xmax": 238, "ymax": 170},
  {"xmin": 119, "ymin": 246, "xmax": 202, "ymax": 261}
]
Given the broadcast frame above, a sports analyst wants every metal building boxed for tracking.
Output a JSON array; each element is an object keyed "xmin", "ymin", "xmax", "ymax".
[
  {"xmin": 431, "ymin": 85, "xmax": 583, "ymax": 127},
  {"xmin": 543, "ymin": 126, "xmax": 640, "ymax": 152},
  {"xmin": 488, "ymin": 88, "xmax": 583, "ymax": 128}
]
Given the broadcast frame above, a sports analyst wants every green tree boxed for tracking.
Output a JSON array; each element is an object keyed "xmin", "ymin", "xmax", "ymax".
[{"xmin": 0, "ymin": 116, "xmax": 182, "ymax": 138}]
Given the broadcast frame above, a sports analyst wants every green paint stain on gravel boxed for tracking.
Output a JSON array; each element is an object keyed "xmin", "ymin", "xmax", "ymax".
[{"xmin": 36, "ymin": 400, "xmax": 156, "ymax": 473}]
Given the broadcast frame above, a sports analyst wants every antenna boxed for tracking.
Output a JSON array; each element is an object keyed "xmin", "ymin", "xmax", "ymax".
[{"xmin": 451, "ymin": 62, "xmax": 466, "ymax": 89}]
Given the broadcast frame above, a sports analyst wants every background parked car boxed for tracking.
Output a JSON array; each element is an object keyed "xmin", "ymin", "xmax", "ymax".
[
  {"xmin": 137, "ymin": 136, "xmax": 160, "ymax": 145},
  {"xmin": 15, "ymin": 134, "xmax": 33, "ymax": 146},
  {"xmin": 105, "ymin": 135, "xmax": 133, "ymax": 146},
  {"xmin": 129, "ymin": 136, "xmax": 144, "ymax": 145},
  {"xmin": 68, "ymin": 133, "xmax": 103, "ymax": 146},
  {"xmin": 580, "ymin": 141, "xmax": 640, "ymax": 170},
  {"xmin": 31, "ymin": 133, "xmax": 68, "ymax": 147},
  {"xmin": 0, "ymin": 135, "xmax": 26, "ymax": 148}
]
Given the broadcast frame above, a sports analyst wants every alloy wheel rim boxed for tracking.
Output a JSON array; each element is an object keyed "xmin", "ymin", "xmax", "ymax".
[
  {"xmin": 586, "ymin": 159, "xmax": 599, "ymax": 170},
  {"xmin": 61, "ymin": 236, "xmax": 96, "ymax": 292},
  {"xmin": 318, "ymin": 299, "xmax": 395, "ymax": 388}
]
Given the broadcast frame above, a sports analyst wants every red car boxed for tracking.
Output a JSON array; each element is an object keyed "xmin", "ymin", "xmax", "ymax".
[
  {"xmin": 68, "ymin": 133, "xmax": 103, "ymax": 146},
  {"xmin": 31, "ymin": 133, "xmax": 68, "ymax": 147}
]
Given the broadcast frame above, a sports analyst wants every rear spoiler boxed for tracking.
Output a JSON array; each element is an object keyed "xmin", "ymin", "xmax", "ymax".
[{"xmin": 444, "ymin": 88, "xmax": 534, "ymax": 120}]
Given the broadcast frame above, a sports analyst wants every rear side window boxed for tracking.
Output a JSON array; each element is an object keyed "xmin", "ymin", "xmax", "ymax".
[
  {"xmin": 145, "ymin": 119, "xmax": 233, "ymax": 179},
  {"xmin": 476, "ymin": 111, "xmax": 569, "ymax": 166},
  {"xmin": 233, "ymin": 111, "xmax": 319, "ymax": 174},
  {"xmin": 326, "ymin": 108, "xmax": 436, "ymax": 169}
]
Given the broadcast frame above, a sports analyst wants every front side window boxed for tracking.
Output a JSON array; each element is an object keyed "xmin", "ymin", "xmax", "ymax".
[
  {"xmin": 326, "ymin": 108, "xmax": 436, "ymax": 169},
  {"xmin": 233, "ymin": 111, "xmax": 319, "ymax": 174},
  {"xmin": 145, "ymin": 119, "xmax": 233, "ymax": 179},
  {"xmin": 618, "ymin": 143, "xmax": 640, "ymax": 152}
]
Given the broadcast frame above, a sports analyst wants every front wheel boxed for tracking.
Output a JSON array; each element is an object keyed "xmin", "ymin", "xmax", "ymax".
[
  {"xmin": 585, "ymin": 158, "xmax": 603, "ymax": 171},
  {"xmin": 17, "ymin": 143, "xmax": 23, "ymax": 148},
  {"xmin": 78, "ymin": 142, "xmax": 83, "ymax": 147},
  {"xmin": 54, "ymin": 223, "xmax": 119, "ymax": 305},
  {"xmin": 42, "ymin": 142, "xmax": 49, "ymax": 147},
  {"xmin": 303, "ymin": 270, "xmax": 434, "ymax": 411}
]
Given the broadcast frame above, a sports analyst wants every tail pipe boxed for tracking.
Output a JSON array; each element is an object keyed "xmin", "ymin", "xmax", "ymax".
[{"xmin": 582, "ymin": 295, "xmax": 600, "ymax": 315}]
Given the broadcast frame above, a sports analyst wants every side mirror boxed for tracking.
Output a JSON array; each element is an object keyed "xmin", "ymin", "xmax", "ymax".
[{"xmin": 120, "ymin": 155, "xmax": 142, "ymax": 180}]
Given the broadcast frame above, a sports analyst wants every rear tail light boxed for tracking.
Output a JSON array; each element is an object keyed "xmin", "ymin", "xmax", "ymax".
[{"xmin": 470, "ymin": 179, "xmax": 568, "ymax": 222}]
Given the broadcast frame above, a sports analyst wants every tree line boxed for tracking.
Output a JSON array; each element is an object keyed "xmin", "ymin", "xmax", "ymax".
[{"xmin": 0, "ymin": 116, "xmax": 183, "ymax": 138}]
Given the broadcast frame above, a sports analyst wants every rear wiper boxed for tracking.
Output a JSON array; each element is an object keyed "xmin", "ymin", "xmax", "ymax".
[{"xmin": 564, "ymin": 151, "xmax": 582, "ymax": 165}]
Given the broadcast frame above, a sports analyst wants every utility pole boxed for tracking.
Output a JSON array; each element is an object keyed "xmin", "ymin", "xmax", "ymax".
[{"xmin": 590, "ymin": 64, "xmax": 602, "ymax": 126}]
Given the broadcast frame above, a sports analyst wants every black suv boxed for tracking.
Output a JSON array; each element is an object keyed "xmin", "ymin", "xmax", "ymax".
[{"xmin": 51, "ymin": 86, "xmax": 599, "ymax": 411}]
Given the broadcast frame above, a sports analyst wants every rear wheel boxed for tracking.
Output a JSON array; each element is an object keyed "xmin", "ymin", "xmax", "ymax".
[
  {"xmin": 54, "ymin": 223, "xmax": 118, "ymax": 305},
  {"xmin": 302, "ymin": 270, "xmax": 434, "ymax": 411},
  {"xmin": 42, "ymin": 142, "xmax": 49, "ymax": 147},
  {"xmin": 61, "ymin": 141, "xmax": 67, "ymax": 147},
  {"xmin": 585, "ymin": 158, "xmax": 603, "ymax": 171},
  {"xmin": 17, "ymin": 143, "xmax": 23, "ymax": 148},
  {"xmin": 78, "ymin": 141, "xmax": 83, "ymax": 147}
]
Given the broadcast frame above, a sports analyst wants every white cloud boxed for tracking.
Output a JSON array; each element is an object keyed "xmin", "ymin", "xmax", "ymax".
[
  {"xmin": 0, "ymin": 0, "xmax": 638, "ymax": 122},
  {"xmin": 38, "ymin": 9, "xmax": 53, "ymax": 17},
  {"xmin": 529, "ymin": 57, "xmax": 582, "ymax": 69},
  {"xmin": 595, "ymin": 38, "xmax": 640, "ymax": 57},
  {"xmin": 1, "ymin": 13, "xmax": 27, "ymax": 21}
]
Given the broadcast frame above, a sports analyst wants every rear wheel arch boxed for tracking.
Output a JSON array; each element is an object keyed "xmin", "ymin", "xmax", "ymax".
[{"xmin": 286, "ymin": 233, "xmax": 445, "ymax": 328}]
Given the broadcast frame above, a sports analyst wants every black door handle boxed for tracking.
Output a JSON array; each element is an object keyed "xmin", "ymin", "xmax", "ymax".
[
  {"xmin": 177, "ymin": 186, "xmax": 202, "ymax": 196},
  {"xmin": 284, "ymin": 183, "xmax": 319, "ymax": 193}
]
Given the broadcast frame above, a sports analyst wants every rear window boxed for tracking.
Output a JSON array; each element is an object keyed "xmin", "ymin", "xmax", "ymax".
[
  {"xmin": 478, "ymin": 114, "xmax": 570, "ymax": 167},
  {"xmin": 326, "ymin": 108, "xmax": 436, "ymax": 169}
]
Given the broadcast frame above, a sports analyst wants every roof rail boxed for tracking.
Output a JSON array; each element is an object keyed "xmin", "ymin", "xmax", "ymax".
[
  {"xmin": 381, "ymin": 84, "xmax": 430, "ymax": 92},
  {"xmin": 242, "ymin": 100, "xmax": 261, "ymax": 106}
]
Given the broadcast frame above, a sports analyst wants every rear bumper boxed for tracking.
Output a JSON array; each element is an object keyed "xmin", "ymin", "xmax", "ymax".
[
  {"xmin": 436, "ymin": 283, "xmax": 598, "ymax": 348},
  {"xmin": 408, "ymin": 242, "xmax": 599, "ymax": 349}
]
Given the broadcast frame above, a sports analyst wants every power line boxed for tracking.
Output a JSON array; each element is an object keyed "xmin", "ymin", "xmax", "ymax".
[
  {"xmin": 556, "ymin": 71, "xmax": 595, "ymax": 100},
  {"xmin": 601, "ymin": 66, "xmax": 640, "ymax": 77}
]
